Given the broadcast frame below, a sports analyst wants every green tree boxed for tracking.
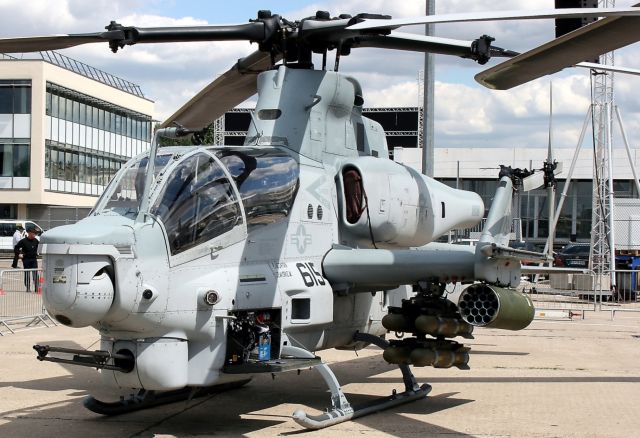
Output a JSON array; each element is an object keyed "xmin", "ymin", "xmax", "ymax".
[{"xmin": 153, "ymin": 122, "xmax": 216, "ymax": 146}]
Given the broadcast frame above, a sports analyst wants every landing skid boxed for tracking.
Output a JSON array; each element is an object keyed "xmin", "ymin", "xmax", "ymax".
[
  {"xmin": 84, "ymin": 379, "xmax": 251, "ymax": 415},
  {"xmin": 292, "ymin": 332, "xmax": 431, "ymax": 430}
]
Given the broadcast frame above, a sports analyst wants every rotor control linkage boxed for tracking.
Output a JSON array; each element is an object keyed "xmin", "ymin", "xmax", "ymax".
[
  {"xmin": 104, "ymin": 19, "xmax": 269, "ymax": 53},
  {"xmin": 471, "ymin": 35, "xmax": 519, "ymax": 65},
  {"xmin": 33, "ymin": 344, "xmax": 134, "ymax": 372}
]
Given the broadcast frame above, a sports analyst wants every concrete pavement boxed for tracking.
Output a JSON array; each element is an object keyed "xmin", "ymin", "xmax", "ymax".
[{"xmin": 1, "ymin": 312, "xmax": 640, "ymax": 437}]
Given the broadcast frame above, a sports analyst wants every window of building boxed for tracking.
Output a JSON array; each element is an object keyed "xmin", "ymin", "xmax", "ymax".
[
  {"xmin": 72, "ymin": 100, "xmax": 80, "ymax": 123},
  {"xmin": 79, "ymin": 102, "xmax": 86, "ymax": 125},
  {"xmin": 13, "ymin": 144, "xmax": 29, "ymax": 177},
  {"xmin": 79, "ymin": 153, "xmax": 86, "ymax": 183},
  {"xmin": 64, "ymin": 97, "xmax": 73, "ymax": 122},
  {"xmin": 90, "ymin": 155, "xmax": 98, "ymax": 185},
  {"xmin": 0, "ymin": 80, "xmax": 31, "ymax": 114},
  {"xmin": 0, "ymin": 144, "xmax": 30, "ymax": 177},
  {"xmin": 13, "ymin": 85, "xmax": 30, "ymax": 114},
  {"xmin": 46, "ymin": 91, "xmax": 52, "ymax": 116},
  {"xmin": 96, "ymin": 157, "xmax": 104, "ymax": 185},
  {"xmin": 64, "ymin": 150, "xmax": 73, "ymax": 181},
  {"xmin": 98, "ymin": 108, "xmax": 105, "ymax": 130},
  {"xmin": 45, "ymin": 147, "xmax": 51, "ymax": 178},
  {"xmin": 72, "ymin": 151, "xmax": 79, "ymax": 182},
  {"xmin": 51, "ymin": 93, "xmax": 59, "ymax": 118},
  {"xmin": 0, "ymin": 86, "xmax": 12, "ymax": 113},
  {"xmin": 91, "ymin": 105, "xmax": 98, "ymax": 128},
  {"xmin": 0, "ymin": 204, "xmax": 17, "ymax": 219}
]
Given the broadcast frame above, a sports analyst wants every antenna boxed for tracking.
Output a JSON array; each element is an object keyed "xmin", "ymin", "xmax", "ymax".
[{"xmin": 545, "ymin": 82, "xmax": 556, "ymax": 266}]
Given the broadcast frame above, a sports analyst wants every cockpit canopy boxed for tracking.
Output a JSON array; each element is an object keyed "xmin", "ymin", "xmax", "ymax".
[{"xmin": 93, "ymin": 146, "xmax": 299, "ymax": 255}]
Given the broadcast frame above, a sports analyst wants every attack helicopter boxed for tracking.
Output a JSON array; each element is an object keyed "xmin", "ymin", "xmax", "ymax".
[{"xmin": 2, "ymin": 5, "xmax": 640, "ymax": 430}]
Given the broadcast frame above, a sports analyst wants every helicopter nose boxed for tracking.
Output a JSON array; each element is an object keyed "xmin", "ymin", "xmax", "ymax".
[
  {"xmin": 44, "ymin": 255, "xmax": 115, "ymax": 327},
  {"xmin": 40, "ymin": 216, "xmax": 134, "ymax": 328}
]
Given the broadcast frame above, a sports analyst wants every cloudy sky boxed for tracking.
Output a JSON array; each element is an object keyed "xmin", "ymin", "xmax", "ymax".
[{"xmin": 1, "ymin": 0, "xmax": 640, "ymax": 149}]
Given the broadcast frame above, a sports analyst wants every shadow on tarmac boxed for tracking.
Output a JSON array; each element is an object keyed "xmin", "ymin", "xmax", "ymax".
[{"xmin": 0, "ymin": 342, "xmax": 476, "ymax": 437}]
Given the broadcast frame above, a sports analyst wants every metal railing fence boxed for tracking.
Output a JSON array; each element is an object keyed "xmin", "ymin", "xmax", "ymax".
[
  {"xmin": 601, "ymin": 269, "xmax": 640, "ymax": 315},
  {"xmin": 0, "ymin": 268, "xmax": 55, "ymax": 335},
  {"xmin": 518, "ymin": 271, "xmax": 599, "ymax": 317},
  {"xmin": 519, "ymin": 268, "xmax": 640, "ymax": 319}
]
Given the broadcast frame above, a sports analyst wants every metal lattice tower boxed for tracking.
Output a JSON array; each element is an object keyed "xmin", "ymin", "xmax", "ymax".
[
  {"xmin": 417, "ymin": 69, "xmax": 424, "ymax": 151},
  {"xmin": 213, "ymin": 115, "xmax": 225, "ymax": 145},
  {"xmin": 589, "ymin": 0, "xmax": 616, "ymax": 289}
]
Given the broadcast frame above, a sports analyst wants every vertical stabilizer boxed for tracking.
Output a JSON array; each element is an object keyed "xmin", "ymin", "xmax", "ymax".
[
  {"xmin": 475, "ymin": 176, "xmax": 520, "ymax": 287},
  {"xmin": 478, "ymin": 176, "xmax": 513, "ymax": 247}
]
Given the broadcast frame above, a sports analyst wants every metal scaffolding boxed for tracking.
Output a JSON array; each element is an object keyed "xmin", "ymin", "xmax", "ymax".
[
  {"xmin": 417, "ymin": 69, "xmax": 425, "ymax": 157},
  {"xmin": 213, "ymin": 115, "xmax": 225, "ymax": 145},
  {"xmin": 589, "ymin": 0, "xmax": 616, "ymax": 290}
]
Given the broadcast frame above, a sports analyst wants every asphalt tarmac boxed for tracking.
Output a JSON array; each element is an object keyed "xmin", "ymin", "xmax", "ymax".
[{"xmin": 1, "ymin": 311, "xmax": 639, "ymax": 438}]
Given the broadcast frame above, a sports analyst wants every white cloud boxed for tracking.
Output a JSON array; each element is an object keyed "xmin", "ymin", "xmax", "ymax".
[
  {"xmin": 365, "ymin": 81, "xmax": 421, "ymax": 107},
  {"xmin": 435, "ymin": 82, "xmax": 494, "ymax": 135},
  {"xmin": 2, "ymin": 0, "xmax": 640, "ymax": 149}
]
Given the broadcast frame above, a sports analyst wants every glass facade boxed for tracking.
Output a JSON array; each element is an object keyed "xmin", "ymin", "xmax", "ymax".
[
  {"xmin": 44, "ymin": 82, "xmax": 152, "ymax": 196},
  {"xmin": 0, "ymin": 80, "xmax": 31, "ymax": 189}
]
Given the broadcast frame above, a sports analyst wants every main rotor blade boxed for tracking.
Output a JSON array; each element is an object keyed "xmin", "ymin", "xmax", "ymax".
[
  {"xmin": 0, "ymin": 23, "xmax": 265, "ymax": 53},
  {"xmin": 0, "ymin": 32, "xmax": 120, "ymax": 52},
  {"xmin": 347, "ymin": 8, "xmax": 640, "ymax": 31},
  {"xmin": 352, "ymin": 32, "xmax": 517, "ymax": 60},
  {"xmin": 353, "ymin": 32, "xmax": 474, "ymax": 57},
  {"xmin": 475, "ymin": 14, "xmax": 640, "ymax": 89},
  {"xmin": 576, "ymin": 62, "xmax": 640, "ymax": 77},
  {"xmin": 161, "ymin": 50, "xmax": 277, "ymax": 131}
]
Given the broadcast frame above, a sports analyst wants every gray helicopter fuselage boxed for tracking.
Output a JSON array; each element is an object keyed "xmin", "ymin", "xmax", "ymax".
[{"xmin": 40, "ymin": 66, "xmax": 483, "ymax": 391}]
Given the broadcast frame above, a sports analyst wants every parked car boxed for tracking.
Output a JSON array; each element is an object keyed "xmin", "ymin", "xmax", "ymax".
[
  {"xmin": 553, "ymin": 243, "xmax": 591, "ymax": 268},
  {"xmin": 0, "ymin": 220, "xmax": 43, "ymax": 252},
  {"xmin": 509, "ymin": 240, "xmax": 539, "ymax": 252},
  {"xmin": 508, "ymin": 240, "xmax": 544, "ymax": 265}
]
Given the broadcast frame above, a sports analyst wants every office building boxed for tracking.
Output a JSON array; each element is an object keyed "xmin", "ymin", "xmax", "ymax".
[{"xmin": 0, "ymin": 51, "xmax": 153, "ymax": 229}]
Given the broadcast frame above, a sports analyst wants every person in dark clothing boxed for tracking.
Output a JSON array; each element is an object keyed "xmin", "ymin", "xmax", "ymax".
[
  {"xmin": 14, "ymin": 225, "xmax": 39, "ymax": 291},
  {"xmin": 11, "ymin": 224, "xmax": 25, "ymax": 269}
]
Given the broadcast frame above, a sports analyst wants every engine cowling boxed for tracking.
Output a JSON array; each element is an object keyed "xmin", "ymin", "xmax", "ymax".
[{"xmin": 337, "ymin": 157, "xmax": 483, "ymax": 247}]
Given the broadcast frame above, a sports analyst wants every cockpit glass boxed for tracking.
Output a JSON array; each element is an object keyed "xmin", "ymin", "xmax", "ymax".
[
  {"xmin": 151, "ymin": 152, "xmax": 242, "ymax": 255},
  {"xmin": 215, "ymin": 147, "xmax": 299, "ymax": 231},
  {"xmin": 94, "ymin": 153, "xmax": 172, "ymax": 218}
]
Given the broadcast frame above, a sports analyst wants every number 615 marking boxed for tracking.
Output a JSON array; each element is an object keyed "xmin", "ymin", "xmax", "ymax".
[{"xmin": 296, "ymin": 262, "xmax": 326, "ymax": 287}]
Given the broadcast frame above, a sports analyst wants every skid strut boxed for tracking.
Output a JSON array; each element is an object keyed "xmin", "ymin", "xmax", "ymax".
[{"xmin": 291, "ymin": 332, "xmax": 431, "ymax": 430}]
